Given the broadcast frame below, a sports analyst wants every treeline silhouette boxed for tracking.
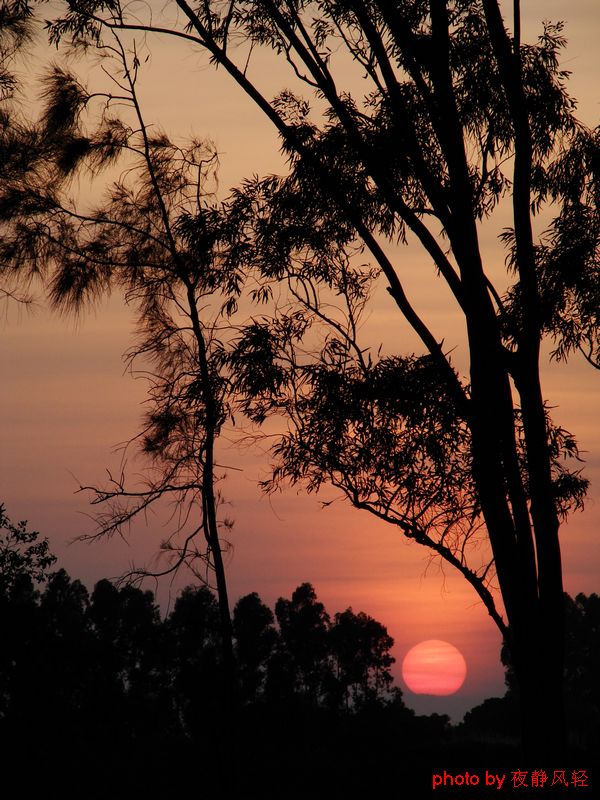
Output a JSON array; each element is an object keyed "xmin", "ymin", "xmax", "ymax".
[
  {"xmin": 1, "ymin": 509, "xmax": 597, "ymax": 797},
  {"xmin": 0, "ymin": 566, "xmax": 449, "ymax": 796}
]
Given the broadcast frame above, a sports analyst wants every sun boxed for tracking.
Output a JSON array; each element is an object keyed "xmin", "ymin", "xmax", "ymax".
[{"xmin": 401, "ymin": 639, "xmax": 467, "ymax": 696}]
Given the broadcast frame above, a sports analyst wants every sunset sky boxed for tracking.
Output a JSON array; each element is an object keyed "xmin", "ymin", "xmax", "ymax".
[{"xmin": 1, "ymin": 0, "xmax": 598, "ymax": 721}]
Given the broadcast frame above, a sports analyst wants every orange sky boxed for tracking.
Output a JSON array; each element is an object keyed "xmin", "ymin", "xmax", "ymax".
[{"xmin": 1, "ymin": 0, "xmax": 598, "ymax": 720}]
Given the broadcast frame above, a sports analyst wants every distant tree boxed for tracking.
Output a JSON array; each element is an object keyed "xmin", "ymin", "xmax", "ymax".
[
  {"xmin": 166, "ymin": 584, "xmax": 224, "ymax": 733},
  {"xmin": 0, "ymin": 511, "xmax": 99, "ymax": 748},
  {"xmin": 0, "ymin": 506, "xmax": 51, "ymax": 722},
  {"xmin": 233, "ymin": 591, "xmax": 278, "ymax": 702},
  {"xmin": 88, "ymin": 580, "xmax": 165, "ymax": 711},
  {"xmin": 40, "ymin": 566, "xmax": 89, "ymax": 633},
  {"xmin": 274, "ymin": 582, "xmax": 333, "ymax": 704},
  {"xmin": 564, "ymin": 592, "xmax": 600, "ymax": 746},
  {"xmin": 329, "ymin": 607, "xmax": 395, "ymax": 709},
  {"xmin": 1, "ymin": 566, "xmax": 96, "ymax": 782},
  {"xmin": 460, "ymin": 694, "xmax": 519, "ymax": 740},
  {"xmin": 36, "ymin": 569, "xmax": 92, "ymax": 714},
  {"xmin": 0, "ymin": 503, "xmax": 56, "ymax": 594}
]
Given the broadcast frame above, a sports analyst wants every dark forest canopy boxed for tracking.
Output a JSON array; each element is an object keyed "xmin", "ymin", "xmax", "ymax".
[
  {"xmin": 0, "ymin": 507, "xmax": 598, "ymax": 796},
  {"xmin": 0, "ymin": 506, "xmax": 400, "ymax": 715}
]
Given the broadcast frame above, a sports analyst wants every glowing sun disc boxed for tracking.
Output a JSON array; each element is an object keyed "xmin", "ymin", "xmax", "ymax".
[{"xmin": 402, "ymin": 640, "xmax": 467, "ymax": 696}]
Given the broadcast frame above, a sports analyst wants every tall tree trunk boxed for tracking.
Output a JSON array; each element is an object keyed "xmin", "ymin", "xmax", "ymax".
[
  {"xmin": 468, "ymin": 336, "xmax": 566, "ymax": 755},
  {"xmin": 186, "ymin": 282, "xmax": 236, "ymax": 698}
]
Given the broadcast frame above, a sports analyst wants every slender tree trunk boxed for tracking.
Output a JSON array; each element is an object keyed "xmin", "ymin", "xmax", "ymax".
[
  {"xmin": 131, "ymin": 48, "xmax": 237, "ymax": 694},
  {"xmin": 186, "ymin": 284, "xmax": 239, "ymax": 794},
  {"xmin": 185, "ymin": 282, "xmax": 236, "ymax": 698},
  {"xmin": 203, "ymin": 460, "xmax": 236, "ymax": 694}
]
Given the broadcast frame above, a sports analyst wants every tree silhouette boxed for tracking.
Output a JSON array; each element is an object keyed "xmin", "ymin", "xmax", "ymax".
[
  {"xmin": 166, "ymin": 585, "xmax": 224, "ymax": 727},
  {"xmin": 14, "ymin": 521, "xmax": 600, "ymax": 793},
  {"xmin": 0, "ymin": 504, "xmax": 56, "ymax": 594},
  {"xmin": 274, "ymin": 582, "xmax": 333, "ymax": 704},
  {"xmin": 6, "ymin": 0, "xmax": 599, "ymax": 754},
  {"xmin": 0, "ymin": 30, "xmax": 249, "ymax": 686},
  {"xmin": 88, "ymin": 579, "xmax": 168, "ymax": 721},
  {"xmin": 564, "ymin": 593, "xmax": 600, "ymax": 747},
  {"xmin": 233, "ymin": 591, "xmax": 278, "ymax": 702},
  {"xmin": 38, "ymin": 0, "xmax": 599, "ymax": 753},
  {"xmin": 2, "ymin": 502, "xmax": 598, "ymax": 793},
  {"xmin": 36, "ymin": 569, "xmax": 93, "ymax": 731},
  {"xmin": 0, "ymin": 507, "xmax": 52, "ymax": 725},
  {"xmin": 329, "ymin": 607, "xmax": 395, "ymax": 709},
  {"xmin": 164, "ymin": 2, "xmax": 595, "ymax": 752}
]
